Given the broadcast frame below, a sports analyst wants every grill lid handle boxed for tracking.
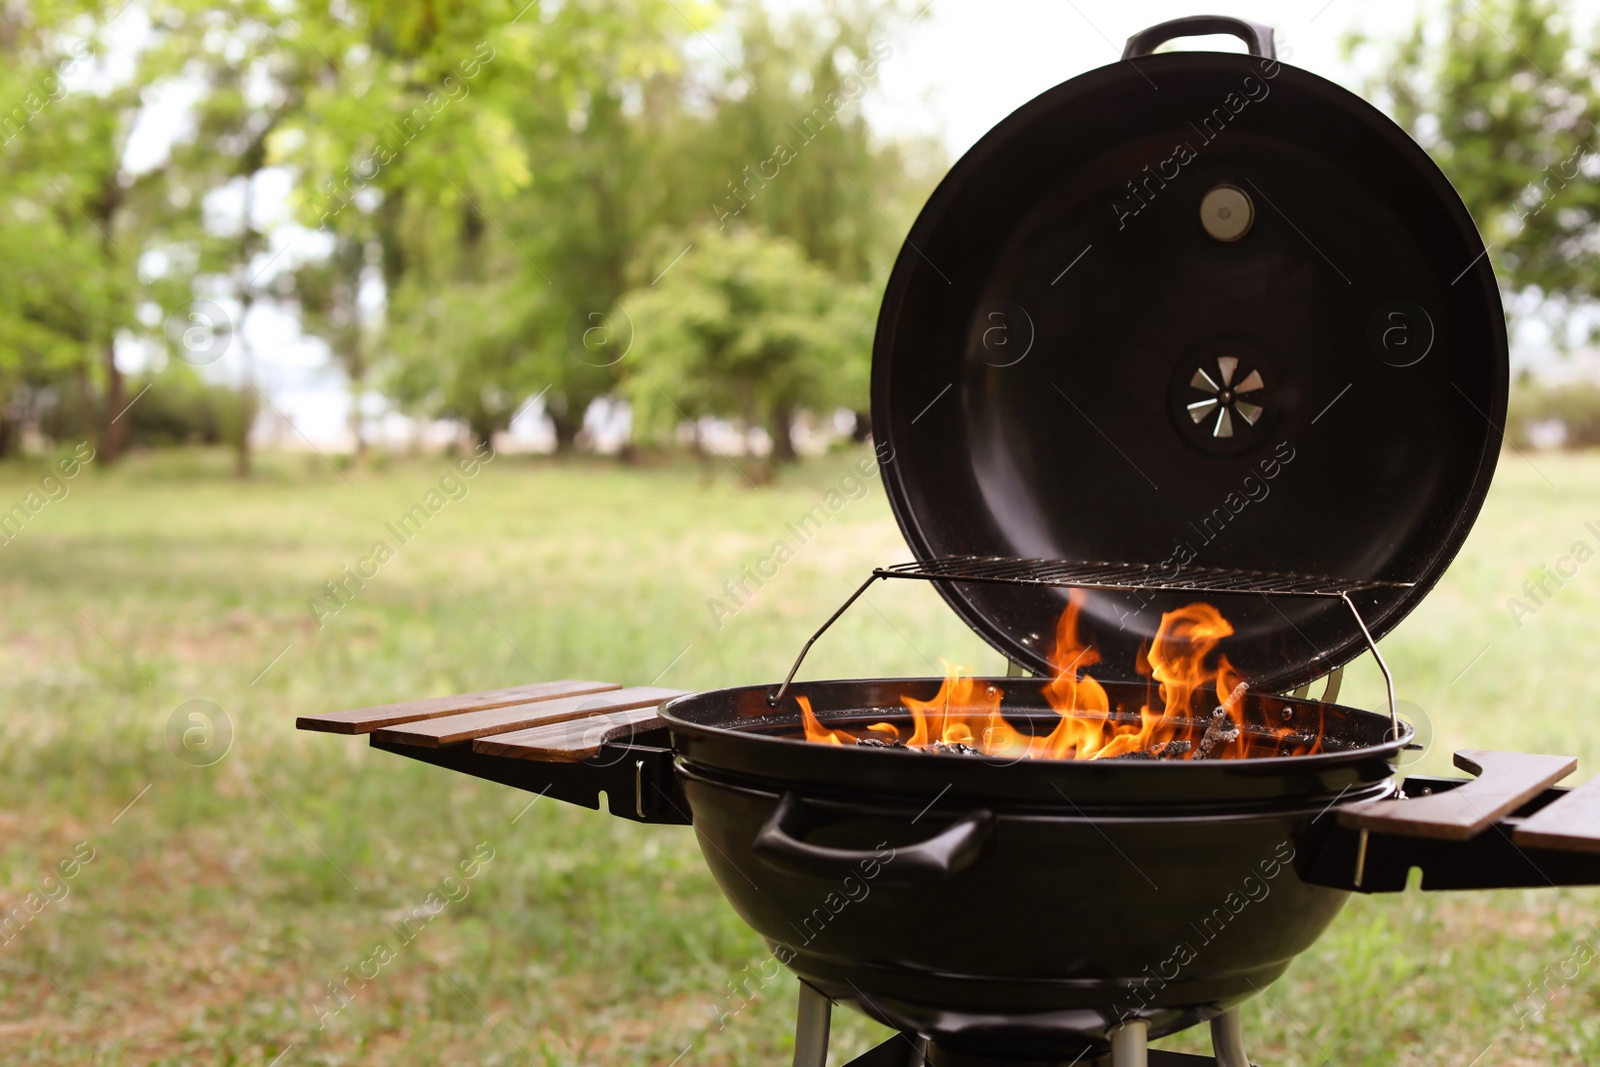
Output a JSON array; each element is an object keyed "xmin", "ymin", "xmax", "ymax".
[
  {"xmin": 752, "ymin": 792, "xmax": 993, "ymax": 885},
  {"xmin": 1122, "ymin": 15, "xmax": 1276, "ymax": 60}
]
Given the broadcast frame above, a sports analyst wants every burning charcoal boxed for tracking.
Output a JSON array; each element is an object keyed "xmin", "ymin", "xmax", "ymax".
[
  {"xmin": 1195, "ymin": 707, "xmax": 1241, "ymax": 760},
  {"xmin": 856, "ymin": 737, "xmax": 906, "ymax": 749},
  {"xmin": 1110, "ymin": 739, "xmax": 1194, "ymax": 761},
  {"xmin": 928, "ymin": 740, "xmax": 984, "ymax": 757}
]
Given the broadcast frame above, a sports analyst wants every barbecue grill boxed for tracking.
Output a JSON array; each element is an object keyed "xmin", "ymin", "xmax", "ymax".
[{"xmin": 298, "ymin": 15, "xmax": 1600, "ymax": 1067}]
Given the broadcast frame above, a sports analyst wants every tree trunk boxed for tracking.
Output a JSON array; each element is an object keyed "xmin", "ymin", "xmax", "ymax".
[
  {"xmin": 235, "ymin": 174, "xmax": 258, "ymax": 477},
  {"xmin": 739, "ymin": 409, "xmax": 772, "ymax": 486},
  {"xmin": 549, "ymin": 404, "xmax": 582, "ymax": 453},
  {"xmin": 470, "ymin": 415, "xmax": 495, "ymax": 453},
  {"xmin": 101, "ymin": 339, "xmax": 128, "ymax": 463},
  {"xmin": 234, "ymin": 300, "xmax": 255, "ymax": 478},
  {"xmin": 770, "ymin": 404, "xmax": 797, "ymax": 464},
  {"xmin": 350, "ymin": 404, "xmax": 366, "ymax": 457},
  {"xmin": 91, "ymin": 168, "xmax": 130, "ymax": 465},
  {"xmin": 348, "ymin": 375, "xmax": 366, "ymax": 459},
  {"xmin": 0, "ymin": 405, "xmax": 15, "ymax": 458},
  {"xmin": 76, "ymin": 364, "xmax": 94, "ymax": 443},
  {"xmin": 688, "ymin": 420, "xmax": 714, "ymax": 484},
  {"xmin": 234, "ymin": 385, "xmax": 257, "ymax": 477}
]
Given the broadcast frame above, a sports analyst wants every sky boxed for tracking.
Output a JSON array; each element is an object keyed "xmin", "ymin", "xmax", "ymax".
[
  {"xmin": 207, "ymin": 0, "xmax": 1448, "ymax": 445},
  {"xmin": 866, "ymin": 0, "xmax": 1424, "ymax": 160}
]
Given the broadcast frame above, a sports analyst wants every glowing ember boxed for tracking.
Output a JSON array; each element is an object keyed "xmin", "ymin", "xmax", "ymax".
[{"xmin": 797, "ymin": 592, "xmax": 1325, "ymax": 761}]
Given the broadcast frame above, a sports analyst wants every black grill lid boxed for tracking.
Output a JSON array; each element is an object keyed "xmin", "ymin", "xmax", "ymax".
[{"xmin": 870, "ymin": 23, "xmax": 1507, "ymax": 693}]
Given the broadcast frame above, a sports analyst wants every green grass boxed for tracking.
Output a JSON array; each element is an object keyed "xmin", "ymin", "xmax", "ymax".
[{"xmin": 2, "ymin": 444, "xmax": 1599, "ymax": 1065}]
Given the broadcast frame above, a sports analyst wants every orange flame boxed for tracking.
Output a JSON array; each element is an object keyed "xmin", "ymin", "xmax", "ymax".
[
  {"xmin": 798, "ymin": 695, "xmax": 856, "ymax": 745},
  {"xmin": 901, "ymin": 662, "xmax": 1005, "ymax": 748},
  {"xmin": 795, "ymin": 592, "xmax": 1327, "ymax": 762}
]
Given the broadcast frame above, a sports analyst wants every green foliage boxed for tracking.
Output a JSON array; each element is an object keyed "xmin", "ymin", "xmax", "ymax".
[
  {"xmin": 274, "ymin": 0, "xmax": 702, "ymax": 449},
  {"xmin": 606, "ymin": 1, "xmax": 933, "ymax": 452},
  {"xmin": 1355, "ymin": 0, "xmax": 1600, "ymax": 302},
  {"xmin": 126, "ymin": 364, "xmax": 250, "ymax": 449},
  {"xmin": 0, "ymin": 2, "xmax": 142, "ymax": 455},
  {"xmin": 386, "ymin": 276, "xmax": 550, "ymax": 446},
  {"xmin": 696, "ymin": 1, "xmax": 936, "ymax": 282},
  {"xmin": 619, "ymin": 226, "xmax": 874, "ymax": 459},
  {"xmin": 34, "ymin": 362, "xmax": 248, "ymax": 450},
  {"xmin": 1507, "ymin": 381, "xmax": 1600, "ymax": 447},
  {"xmin": 0, "ymin": 0, "xmax": 936, "ymax": 467},
  {"xmin": 268, "ymin": 0, "xmax": 929, "ymax": 455}
]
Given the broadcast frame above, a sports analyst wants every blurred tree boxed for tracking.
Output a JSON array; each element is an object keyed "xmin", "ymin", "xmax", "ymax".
[
  {"xmin": 387, "ymin": 277, "xmax": 542, "ymax": 448},
  {"xmin": 0, "ymin": 0, "xmax": 933, "ymax": 465},
  {"xmin": 1356, "ymin": 0, "xmax": 1600, "ymax": 308},
  {"xmin": 699, "ymin": 1, "xmax": 936, "ymax": 282},
  {"xmin": 122, "ymin": 362, "xmax": 244, "ymax": 448},
  {"xmin": 495, "ymin": 10, "xmax": 692, "ymax": 451},
  {"xmin": 0, "ymin": 2, "xmax": 165, "ymax": 462},
  {"xmin": 278, "ymin": 0, "xmax": 694, "ymax": 451},
  {"xmin": 119, "ymin": 0, "xmax": 478, "ymax": 472},
  {"xmin": 653, "ymin": 1, "xmax": 940, "ymax": 445},
  {"xmin": 286, "ymin": 0, "xmax": 931, "ymax": 456},
  {"xmin": 149, "ymin": 0, "xmax": 333, "ymax": 475},
  {"xmin": 618, "ymin": 226, "xmax": 873, "ymax": 469},
  {"xmin": 0, "ymin": 0, "xmax": 311, "ymax": 467},
  {"xmin": 0, "ymin": 186, "xmax": 99, "ymax": 456},
  {"xmin": 275, "ymin": 0, "xmax": 526, "ymax": 449}
]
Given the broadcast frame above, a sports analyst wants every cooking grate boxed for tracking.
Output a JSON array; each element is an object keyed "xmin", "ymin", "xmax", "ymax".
[
  {"xmin": 773, "ymin": 557, "xmax": 1415, "ymax": 735},
  {"xmin": 873, "ymin": 557, "xmax": 1410, "ymax": 598}
]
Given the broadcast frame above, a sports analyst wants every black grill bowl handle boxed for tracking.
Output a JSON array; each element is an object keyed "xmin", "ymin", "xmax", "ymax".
[
  {"xmin": 1122, "ymin": 15, "xmax": 1276, "ymax": 60},
  {"xmin": 752, "ymin": 792, "xmax": 993, "ymax": 885}
]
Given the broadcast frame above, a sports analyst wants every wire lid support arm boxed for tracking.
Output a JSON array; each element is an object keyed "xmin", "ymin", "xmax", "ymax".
[
  {"xmin": 1341, "ymin": 591, "xmax": 1400, "ymax": 739},
  {"xmin": 769, "ymin": 574, "xmax": 884, "ymax": 706},
  {"xmin": 770, "ymin": 560, "xmax": 1408, "ymax": 734}
]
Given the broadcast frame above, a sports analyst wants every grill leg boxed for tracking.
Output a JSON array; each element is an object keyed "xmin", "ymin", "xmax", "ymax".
[
  {"xmin": 1110, "ymin": 1019, "xmax": 1148, "ymax": 1067},
  {"xmin": 1210, "ymin": 1008, "xmax": 1250, "ymax": 1067},
  {"xmin": 793, "ymin": 980, "xmax": 832, "ymax": 1067}
]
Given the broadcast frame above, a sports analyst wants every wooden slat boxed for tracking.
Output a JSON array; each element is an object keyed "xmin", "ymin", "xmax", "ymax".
[
  {"xmin": 1340, "ymin": 750, "xmax": 1576, "ymax": 841},
  {"xmin": 1513, "ymin": 776, "xmax": 1600, "ymax": 853},
  {"xmin": 296, "ymin": 680, "xmax": 619, "ymax": 734},
  {"xmin": 372, "ymin": 686, "xmax": 687, "ymax": 748},
  {"xmin": 474, "ymin": 704, "xmax": 667, "ymax": 762}
]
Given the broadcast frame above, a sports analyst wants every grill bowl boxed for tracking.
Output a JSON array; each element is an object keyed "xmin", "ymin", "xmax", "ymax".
[{"xmin": 661, "ymin": 678, "xmax": 1409, "ymax": 1056}]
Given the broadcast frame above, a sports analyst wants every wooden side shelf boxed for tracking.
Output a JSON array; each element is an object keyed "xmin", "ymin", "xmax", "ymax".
[
  {"xmin": 1514, "ymin": 775, "xmax": 1600, "ymax": 853},
  {"xmin": 296, "ymin": 678, "xmax": 693, "ymax": 824},
  {"xmin": 295, "ymin": 680, "xmax": 619, "ymax": 734},
  {"xmin": 1339, "ymin": 750, "xmax": 1576, "ymax": 841},
  {"xmin": 370, "ymin": 686, "xmax": 686, "ymax": 748},
  {"xmin": 473, "ymin": 705, "xmax": 668, "ymax": 762}
]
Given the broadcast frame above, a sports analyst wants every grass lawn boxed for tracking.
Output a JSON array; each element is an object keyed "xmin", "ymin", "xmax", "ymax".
[{"xmin": 1, "ymin": 443, "xmax": 1599, "ymax": 1066}]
